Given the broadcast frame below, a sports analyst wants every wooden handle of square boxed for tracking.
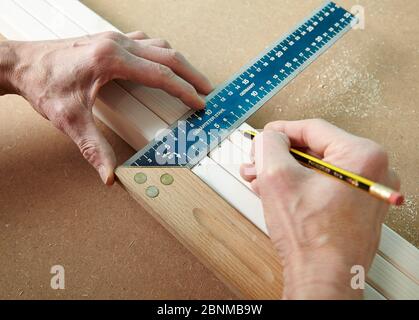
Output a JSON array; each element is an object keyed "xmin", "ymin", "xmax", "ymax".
[{"xmin": 115, "ymin": 166, "xmax": 283, "ymax": 299}]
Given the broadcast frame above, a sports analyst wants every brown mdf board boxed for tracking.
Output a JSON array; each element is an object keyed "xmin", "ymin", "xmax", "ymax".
[{"xmin": 0, "ymin": 0, "xmax": 418, "ymax": 300}]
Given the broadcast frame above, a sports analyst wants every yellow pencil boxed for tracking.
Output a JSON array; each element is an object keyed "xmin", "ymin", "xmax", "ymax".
[{"xmin": 241, "ymin": 130, "xmax": 404, "ymax": 206}]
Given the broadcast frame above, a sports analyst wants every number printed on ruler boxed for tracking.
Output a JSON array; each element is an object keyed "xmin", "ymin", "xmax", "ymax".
[{"xmin": 126, "ymin": 1, "xmax": 357, "ymax": 168}]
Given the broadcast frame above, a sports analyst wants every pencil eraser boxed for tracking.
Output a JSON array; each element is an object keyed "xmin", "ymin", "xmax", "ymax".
[{"xmin": 389, "ymin": 192, "xmax": 405, "ymax": 206}]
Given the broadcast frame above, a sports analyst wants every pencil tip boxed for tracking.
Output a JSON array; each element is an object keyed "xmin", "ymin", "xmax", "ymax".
[{"xmin": 240, "ymin": 130, "xmax": 258, "ymax": 140}]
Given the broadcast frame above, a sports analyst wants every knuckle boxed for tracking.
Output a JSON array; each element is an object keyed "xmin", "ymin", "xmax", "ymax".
[
  {"xmin": 177, "ymin": 85, "xmax": 197, "ymax": 101},
  {"xmin": 264, "ymin": 122, "xmax": 277, "ymax": 131},
  {"xmin": 156, "ymin": 64, "xmax": 175, "ymax": 82},
  {"xmin": 158, "ymin": 39, "xmax": 171, "ymax": 48},
  {"xmin": 101, "ymin": 31, "xmax": 124, "ymax": 42},
  {"xmin": 259, "ymin": 166, "xmax": 291, "ymax": 186},
  {"xmin": 355, "ymin": 139, "xmax": 389, "ymax": 175},
  {"xmin": 131, "ymin": 31, "xmax": 147, "ymax": 39},
  {"xmin": 309, "ymin": 118, "xmax": 328, "ymax": 127},
  {"xmin": 90, "ymin": 39, "xmax": 119, "ymax": 63},
  {"xmin": 167, "ymin": 49, "xmax": 184, "ymax": 66},
  {"xmin": 178, "ymin": 84, "xmax": 197, "ymax": 100},
  {"xmin": 78, "ymin": 138, "xmax": 100, "ymax": 165},
  {"xmin": 183, "ymin": 83, "xmax": 196, "ymax": 94},
  {"xmin": 362, "ymin": 139, "xmax": 388, "ymax": 166}
]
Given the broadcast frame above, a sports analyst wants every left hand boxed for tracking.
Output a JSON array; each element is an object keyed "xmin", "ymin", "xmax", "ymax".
[{"xmin": 2, "ymin": 31, "xmax": 212, "ymax": 184}]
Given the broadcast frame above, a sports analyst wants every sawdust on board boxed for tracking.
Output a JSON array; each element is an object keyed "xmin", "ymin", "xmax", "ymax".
[
  {"xmin": 276, "ymin": 48, "xmax": 419, "ymax": 247},
  {"xmin": 310, "ymin": 53, "xmax": 419, "ymax": 247},
  {"xmin": 300, "ymin": 49, "xmax": 382, "ymax": 119}
]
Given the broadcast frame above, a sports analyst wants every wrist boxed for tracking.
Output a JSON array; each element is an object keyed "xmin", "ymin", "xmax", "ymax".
[
  {"xmin": 0, "ymin": 41, "xmax": 20, "ymax": 96},
  {"xmin": 282, "ymin": 247, "xmax": 363, "ymax": 300}
]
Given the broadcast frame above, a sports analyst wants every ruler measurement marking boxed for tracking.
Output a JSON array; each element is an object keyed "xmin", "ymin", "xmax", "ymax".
[{"xmin": 125, "ymin": 2, "xmax": 356, "ymax": 167}]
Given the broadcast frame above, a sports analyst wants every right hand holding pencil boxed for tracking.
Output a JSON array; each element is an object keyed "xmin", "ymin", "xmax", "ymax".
[{"xmin": 240, "ymin": 119, "xmax": 400, "ymax": 299}]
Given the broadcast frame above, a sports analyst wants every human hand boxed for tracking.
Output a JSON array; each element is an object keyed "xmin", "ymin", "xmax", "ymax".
[
  {"xmin": 3, "ymin": 31, "xmax": 212, "ymax": 184},
  {"xmin": 240, "ymin": 119, "xmax": 400, "ymax": 299}
]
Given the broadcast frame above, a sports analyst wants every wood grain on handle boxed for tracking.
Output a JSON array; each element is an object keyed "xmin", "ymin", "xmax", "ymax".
[{"xmin": 115, "ymin": 166, "xmax": 283, "ymax": 299}]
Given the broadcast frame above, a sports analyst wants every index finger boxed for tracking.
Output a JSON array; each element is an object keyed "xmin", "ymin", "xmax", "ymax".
[
  {"xmin": 120, "ymin": 53, "xmax": 206, "ymax": 110},
  {"xmin": 264, "ymin": 119, "xmax": 359, "ymax": 158},
  {"xmin": 126, "ymin": 44, "xmax": 213, "ymax": 95}
]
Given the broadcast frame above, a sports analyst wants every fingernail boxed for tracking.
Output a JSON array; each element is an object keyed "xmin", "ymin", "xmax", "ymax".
[
  {"xmin": 197, "ymin": 96, "xmax": 206, "ymax": 109},
  {"xmin": 98, "ymin": 165, "xmax": 109, "ymax": 184},
  {"xmin": 250, "ymin": 153, "xmax": 255, "ymax": 163},
  {"xmin": 243, "ymin": 165, "xmax": 256, "ymax": 176},
  {"xmin": 205, "ymin": 81, "xmax": 214, "ymax": 93}
]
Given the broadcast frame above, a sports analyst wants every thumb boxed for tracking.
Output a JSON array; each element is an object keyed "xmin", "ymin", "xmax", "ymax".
[
  {"xmin": 55, "ymin": 110, "xmax": 116, "ymax": 185},
  {"xmin": 254, "ymin": 129, "xmax": 308, "ymax": 198},
  {"xmin": 75, "ymin": 119, "xmax": 116, "ymax": 185},
  {"xmin": 254, "ymin": 129, "xmax": 306, "ymax": 245},
  {"xmin": 254, "ymin": 129, "xmax": 295, "ymax": 177}
]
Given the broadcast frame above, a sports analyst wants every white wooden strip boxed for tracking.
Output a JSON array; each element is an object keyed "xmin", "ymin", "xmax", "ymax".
[
  {"xmin": 368, "ymin": 254, "xmax": 419, "ymax": 299},
  {"xmin": 46, "ymin": 0, "xmax": 118, "ymax": 33},
  {"xmin": 93, "ymin": 99, "xmax": 148, "ymax": 151},
  {"xmin": 0, "ymin": 11, "xmax": 26, "ymax": 40},
  {"xmin": 98, "ymin": 82, "xmax": 168, "ymax": 142},
  {"xmin": 228, "ymin": 122, "xmax": 256, "ymax": 155},
  {"xmin": 14, "ymin": 0, "xmax": 85, "ymax": 38},
  {"xmin": 364, "ymin": 285, "xmax": 386, "ymax": 300},
  {"xmin": 117, "ymin": 80, "xmax": 189, "ymax": 123},
  {"xmin": 0, "ymin": 0, "xmax": 56, "ymax": 40},
  {"xmin": 0, "ymin": 0, "xmax": 168, "ymax": 147},
  {"xmin": 379, "ymin": 224, "xmax": 419, "ymax": 284},
  {"xmin": 45, "ymin": 0, "xmax": 189, "ymax": 123},
  {"xmin": 210, "ymin": 139, "xmax": 253, "ymax": 190},
  {"xmin": 192, "ymin": 157, "xmax": 268, "ymax": 234}
]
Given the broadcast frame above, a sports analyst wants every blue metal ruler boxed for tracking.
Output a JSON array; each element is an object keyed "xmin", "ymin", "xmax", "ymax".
[{"xmin": 125, "ymin": 1, "xmax": 356, "ymax": 168}]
